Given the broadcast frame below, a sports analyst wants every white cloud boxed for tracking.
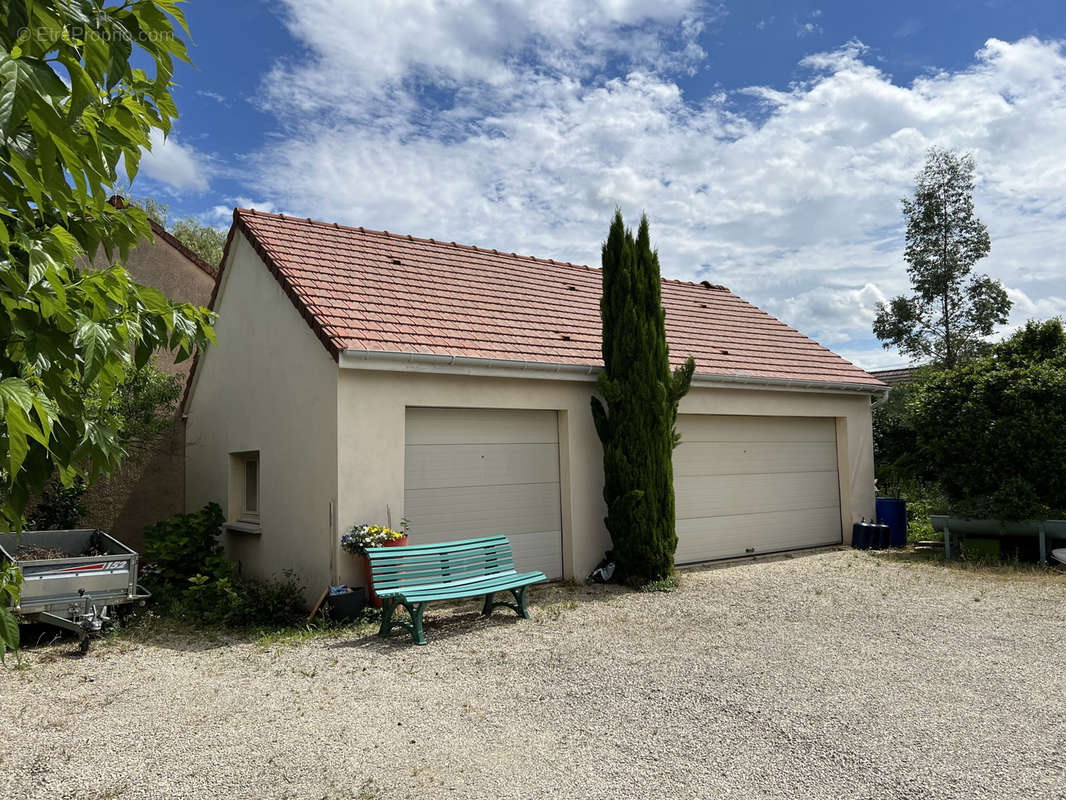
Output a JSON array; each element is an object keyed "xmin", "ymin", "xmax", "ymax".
[
  {"xmin": 242, "ymin": 15, "xmax": 1066, "ymax": 370},
  {"xmin": 1004, "ymin": 287, "xmax": 1066, "ymax": 326},
  {"xmin": 196, "ymin": 89, "xmax": 227, "ymax": 104},
  {"xmin": 210, "ymin": 197, "xmax": 286, "ymax": 223},
  {"xmin": 263, "ymin": 0, "xmax": 714, "ymax": 119},
  {"xmin": 764, "ymin": 284, "xmax": 888, "ymax": 345},
  {"xmin": 138, "ymin": 129, "xmax": 211, "ymax": 193}
]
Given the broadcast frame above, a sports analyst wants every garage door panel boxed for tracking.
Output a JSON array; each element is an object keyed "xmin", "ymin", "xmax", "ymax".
[
  {"xmin": 674, "ymin": 441, "xmax": 838, "ymax": 477},
  {"xmin": 675, "ymin": 471, "xmax": 840, "ymax": 519},
  {"xmin": 404, "ymin": 408, "xmax": 563, "ymax": 580},
  {"xmin": 405, "ymin": 484, "xmax": 562, "ymax": 539},
  {"xmin": 675, "ymin": 414, "xmax": 842, "ymax": 561},
  {"xmin": 676, "ymin": 415, "xmax": 836, "ymax": 444},
  {"xmin": 675, "ymin": 517, "xmax": 752, "ymax": 563},
  {"xmin": 754, "ymin": 506, "xmax": 843, "ymax": 552},
  {"xmin": 405, "ymin": 408, "xmax": 558, "ymax": 445},
  {"xmin": 676, "ymin": 506, "xmax": 842, "ymax": 564},
  {"xmin": 405, "ymin": 443, "xmax": 560, "ymax": 490}
]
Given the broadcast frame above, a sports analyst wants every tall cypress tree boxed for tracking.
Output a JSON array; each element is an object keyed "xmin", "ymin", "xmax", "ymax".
[{"xmin": 591, "ymin": 212, "xmax": 695, "ymax": 584}]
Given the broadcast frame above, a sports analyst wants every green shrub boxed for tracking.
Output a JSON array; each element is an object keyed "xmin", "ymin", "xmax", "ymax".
[
  {"xmin": 894, "ymin": 481, "xmax": 947, "ymax": 543},
  {"xmin": 180, "ymin": 569, "xmax": 305, "ymax": 628},
  {"xmin": 144, "ymin": 503, "xmax": 306, "ymax": 628},
  {"xmin": 27, "ymin": 477, "xmax": 88, "ymax": 530},
  {"xmin": 144, "ymin": 502, "xmax": 228, "ymax": 589},
  {"xmin": 873, "ymin": 368, "xmax": 939, "ymax": 495},
  {"xmin": 910, "ymin": 320, "xmax": 1066, "ymax": 521}
]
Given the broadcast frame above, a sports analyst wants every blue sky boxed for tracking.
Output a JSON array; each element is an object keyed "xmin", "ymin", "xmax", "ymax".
[{"xmin": 134, "ymin": 1, "xmax": 1066, "ymax": 369}]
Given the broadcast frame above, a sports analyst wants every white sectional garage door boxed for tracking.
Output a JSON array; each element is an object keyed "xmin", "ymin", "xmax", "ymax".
[
  {"xmin": 404, "ymin": 408, "xmax": 564, "ymax": 579},
  {"xmin": 674, "ymin": 415, "xmax": 842, "ymax": 563}
]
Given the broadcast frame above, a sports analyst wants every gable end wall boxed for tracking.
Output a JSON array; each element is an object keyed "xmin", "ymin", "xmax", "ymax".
[{"xmin": 184, "ymin": 233, "xmax": 339, "ymax": 600}]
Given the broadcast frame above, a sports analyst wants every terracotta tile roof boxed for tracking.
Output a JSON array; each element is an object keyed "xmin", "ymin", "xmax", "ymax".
[
  {"xmin": 230, "ymin": 209, "xmax": 885, "ymax": 389},
  {"xmin": 869, "ymin": 367, "xmax": 916, "ymax": 387}
]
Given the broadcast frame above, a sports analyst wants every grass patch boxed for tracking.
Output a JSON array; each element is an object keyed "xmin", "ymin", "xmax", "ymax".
[
  {"xmin": 871, "ymin": 547, "xmax": 1063, "ymax": 584},
  {"xmin": 255, "ymin": 610, "xmax": 382, "ymax": 648},
  {"xmin": 639, "ymin": 575, "xmax": 679, "ymax": 593},
  {"xmin": 537, "ymin": 600, "xmax": 577, "ymax": 621}
]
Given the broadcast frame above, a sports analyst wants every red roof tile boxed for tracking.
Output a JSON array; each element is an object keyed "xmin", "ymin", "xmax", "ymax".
[{"xmin": 230, "ymin": 209, "xmax": 885, "ymax": 389}]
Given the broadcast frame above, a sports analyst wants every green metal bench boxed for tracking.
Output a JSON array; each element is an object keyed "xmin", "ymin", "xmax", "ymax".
[{"xmin": 365, "ymin": 535, "xmax": 547, "ymax": 645}]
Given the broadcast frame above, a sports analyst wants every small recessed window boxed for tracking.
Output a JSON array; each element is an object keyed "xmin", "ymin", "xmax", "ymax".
[
  {"xmin": 243, "ymin": 458, "xmax": 259, "ymax": 520},
  {"xmin": 229, "ymin": 451, "xmax": 261, "ymax": 530}
]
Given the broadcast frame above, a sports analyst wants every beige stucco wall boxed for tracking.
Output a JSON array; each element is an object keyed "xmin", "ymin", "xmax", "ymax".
[
  {"xmin": 335, "ymin": 368, "xmax": 876, "ymax": 585},
  {"xmin": 184, "ymin": 234, "xmax": 339, "ymax": 600},
  {"xmin": 79, "ymin": 233, "xmax": 216, "ymax": 549}
]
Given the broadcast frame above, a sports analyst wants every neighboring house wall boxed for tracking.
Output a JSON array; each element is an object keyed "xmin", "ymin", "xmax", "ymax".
[
  {"xmin": 79, "ymin": 231, "xmax": 215, "ymax": 550},
  {"xmin": 184, "ymin": 235, "xmax": 339, "ymax": 600},
  {"xmin": 334, "ymin": 367, "xmax": 876, "ymax": 586}
]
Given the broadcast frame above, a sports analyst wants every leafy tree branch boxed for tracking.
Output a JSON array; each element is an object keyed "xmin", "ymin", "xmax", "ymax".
[{"xmin": 0, "ymin": 0, "xmax": 215, "ymax": 531}]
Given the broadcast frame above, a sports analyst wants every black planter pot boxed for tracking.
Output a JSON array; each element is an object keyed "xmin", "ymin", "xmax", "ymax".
[{"xmin": 326, "ymin": 587, "xmax": 366, "ymax": 622}]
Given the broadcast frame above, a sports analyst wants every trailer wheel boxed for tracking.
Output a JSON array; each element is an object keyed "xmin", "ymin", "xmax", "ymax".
[{"xmin": 79, "ymin": 637, "xmax": 91, "ymax": 655}]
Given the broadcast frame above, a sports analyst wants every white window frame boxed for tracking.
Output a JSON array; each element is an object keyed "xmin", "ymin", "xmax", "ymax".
[
  {"xmin": 240, "ymin": 455, "xmax": 259, "ymax": 523},
  {"xmin": 227, "ymin": 450, "xmax": 262, "ymax": 533}
]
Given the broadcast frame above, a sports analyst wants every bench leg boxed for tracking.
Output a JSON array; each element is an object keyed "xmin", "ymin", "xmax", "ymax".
[
  {"xmin": 379, "ymin": 597, "xmax": 396, "ymax": 639},
  {"xmin": 379, "ymin": 598, "xmax": 428, "ymax": 645},
  {"xmin": 481, "ymin": 586, "xmax": 530, "ymax": 619},
  {"xmin": 409, "ymin": 603, "xmax": 427, "ymax": 646},
  {"xmin": 512, "ymin": 585, "xmax": 530, "ymax": 619}
]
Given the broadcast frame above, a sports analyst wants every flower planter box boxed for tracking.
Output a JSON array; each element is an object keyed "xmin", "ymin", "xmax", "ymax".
[{"xmin": 364, "ymin": 535, "xmax": 408, "ymax": 608}]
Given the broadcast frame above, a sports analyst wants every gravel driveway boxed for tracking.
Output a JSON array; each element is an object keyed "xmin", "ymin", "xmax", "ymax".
[{"xmin": 4, "ymin": 549, "xmax": 1065, "ymax": 800}]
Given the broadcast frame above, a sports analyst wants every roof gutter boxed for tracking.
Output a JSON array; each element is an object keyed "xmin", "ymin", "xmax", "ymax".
[{"xmin": 338, "ymin": 349, "xmax": 889, "ymax": 397}]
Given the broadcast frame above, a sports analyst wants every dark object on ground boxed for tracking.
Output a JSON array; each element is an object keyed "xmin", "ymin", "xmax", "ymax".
[
  {"xmin": 588, "ymin": 551, "xmax": 616, "ymax": 583},
  {"xmin": 326, "ymin": 587, "xmax": 366, "ymax": 622},
  {"xmin": 875, "ymin": 497, "xmax": 908, "ymax": 547},
  {"xmin": 367, "ymin": 535, "xmax": 546, "ymax": 645},
  {"xmin": 852, "ymin": 519, "xmax": 873, "ymax": 549}
]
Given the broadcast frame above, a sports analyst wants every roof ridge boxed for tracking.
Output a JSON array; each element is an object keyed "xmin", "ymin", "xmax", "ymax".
[{"xmin": 235, "ymin": 208, "xmax": 732, "ymax": 294}]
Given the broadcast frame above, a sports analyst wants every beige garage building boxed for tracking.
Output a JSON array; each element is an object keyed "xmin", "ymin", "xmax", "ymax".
[{"xmin": 184, "ymin": 210, "xmax": 887, "ymax": 597}]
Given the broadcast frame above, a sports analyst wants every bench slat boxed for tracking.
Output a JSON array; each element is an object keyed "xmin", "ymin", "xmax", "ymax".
[
  {"xmin": 373, "ymin": 569, "xmax": 511, "ymax": 590},
  {"xmin": 369, "ymin": 548, "xmax": 513, "ymax": 569},
  {"xmin": 375, "ymin": 569, "xmax": 520, "ymax": 594},
  {"xmin": 377, "ymin": 571, "xmax": 544, "ymax": 603},
  {"xmin": 365, "ymin": 536, "xmax": 509, "ymax": 557},
  {"xmin": 370, "ymin": 567, "xmax": 511, "ymax": 593},
  {"xmin": 370, "ymin": 553, "xmax": 513, "ymax": 577}
]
